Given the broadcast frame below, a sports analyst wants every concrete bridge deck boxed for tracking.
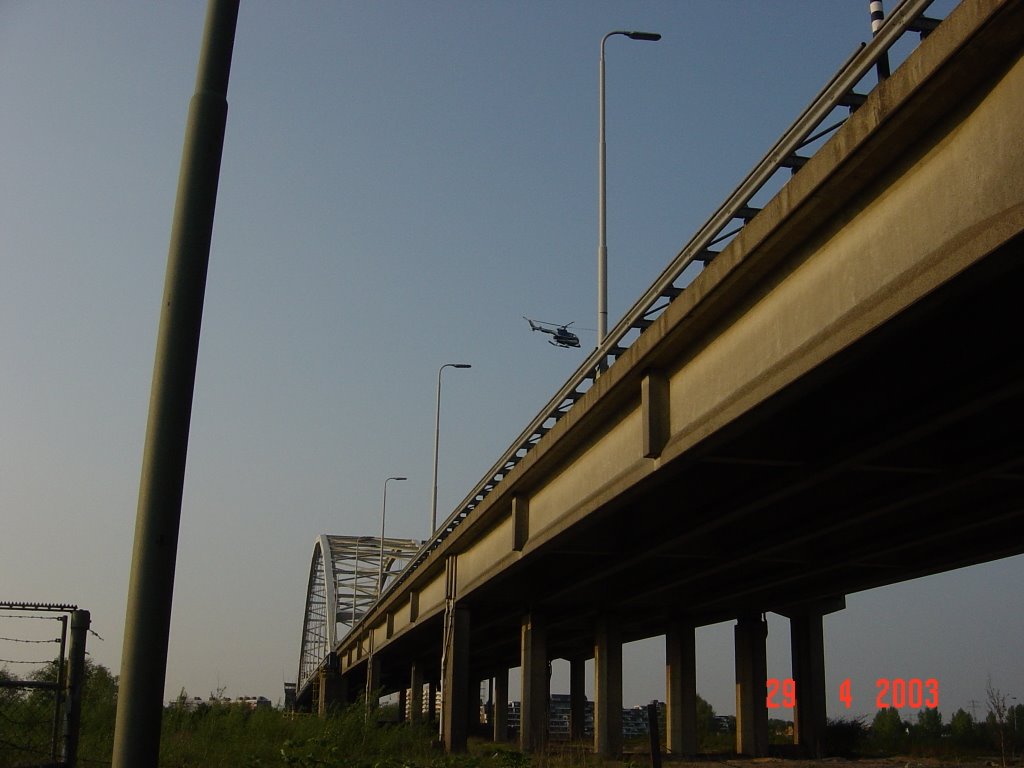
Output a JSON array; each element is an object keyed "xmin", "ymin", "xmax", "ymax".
[{"xmin": 299, "ymin": 0, "xmax": 1024, "ymax": 756}]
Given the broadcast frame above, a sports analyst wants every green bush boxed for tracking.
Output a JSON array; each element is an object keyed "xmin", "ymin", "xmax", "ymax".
[{"xmin": 825, "ymin": 715, "xmax": 867, "ymax": 756}]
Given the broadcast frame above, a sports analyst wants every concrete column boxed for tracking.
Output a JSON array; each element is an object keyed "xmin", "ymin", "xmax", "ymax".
[
  {"xmin": 520, "ymin": 613, "xmax": 548, "ymax": 752},
  {"xmin": 398, "ymin": 687, "xmax": 408, "ymax": 723},
  {"xmin": 594, "ymin": 618, "xmax": 623, "ymax": 758},
  {"xmin": 365, "ymin": 654, "xmax": 381, "ymax": 706},
  {"xmin": 317, "ymin": 669, "xmax": 329, "ymax": 716},
  {"xmin": 734, "ymin": 613, "xmax": 769, "ymax": 757},
  {"xmin": 410, "ymin": 662, "xmax": 424, "ymax": 723},
  {"xmin": 666, "ymin": 621, "xmax": 698, "ymax": 755},
  {"xmin": 569, "ymin": 655, "xmax": 587, "ymax": 741},
  {"xmin": 427, "ymin": 681, "xmax": 438, "ymax": 721},
  {"xmin": 442, "ymin": 606, "xmax": 471, "ymax": 752},
  {"xmin": 318, "ymin": 667, "xmax": 348, "ymax": 716},
  {"xmin": 791, "ymin": 612, "xmax": 827, "ymax": 757},
  {"xmin": 494, "ymin": 669, "xmax": 509, "ymax": 742},
  {"xmin": 466, "ymin": 676, "xmax": 480, "ymax": 735}
]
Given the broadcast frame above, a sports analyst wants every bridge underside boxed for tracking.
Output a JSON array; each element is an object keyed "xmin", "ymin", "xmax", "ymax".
[
  {"xmin": 378, "ymin": 231, "xmax": 1024, "ymax": 681},
  {"xmin": 320, "ymin": 1, "xmax": 1024, "ymax": 750}
]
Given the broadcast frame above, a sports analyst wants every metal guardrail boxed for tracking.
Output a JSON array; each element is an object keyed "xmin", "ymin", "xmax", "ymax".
[{"xmin": 349, "ymin": 0, "xmax": 947, "ymax": 640}]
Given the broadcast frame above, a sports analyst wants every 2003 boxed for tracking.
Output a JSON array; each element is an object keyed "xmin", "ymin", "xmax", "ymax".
[{"xmin": 875, "ymin": 678, "xmax": 939, "ymax": 709}]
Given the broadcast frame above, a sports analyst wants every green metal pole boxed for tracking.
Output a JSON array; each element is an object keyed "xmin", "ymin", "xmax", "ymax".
[{"xmin": 112, "ymin": 2, "xmax": 238, "ymax": 766}]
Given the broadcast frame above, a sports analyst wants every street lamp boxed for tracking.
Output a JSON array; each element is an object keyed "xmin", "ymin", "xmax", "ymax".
[
  {"xmin": 430, "ymin": 363, "xmax": 472, "ymax": 536},
  {"xmin": 378, "ymin": 476, "xmax": 407, "ymax": 598},
  {"xmin": 598, "ymin": 30, "xmax": 661, "ymax": 344}
]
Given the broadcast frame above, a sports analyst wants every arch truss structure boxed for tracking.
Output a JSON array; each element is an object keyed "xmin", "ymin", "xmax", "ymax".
[{"xmin": 298, "ymin": 534, "xmax": 421, "ymax": 691}]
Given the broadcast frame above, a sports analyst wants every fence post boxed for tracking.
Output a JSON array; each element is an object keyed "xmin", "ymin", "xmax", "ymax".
[
  {"xmin": 63, "ymin": 609, "xmax": 90, "ymax": 768},
  {"xmin": 647, "ymin": 702, "xmax": 662, "ymax": 768}
]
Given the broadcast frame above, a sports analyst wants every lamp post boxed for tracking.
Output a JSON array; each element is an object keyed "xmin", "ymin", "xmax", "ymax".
[
  {"xmin": 378, "ymin": 476, "xmax": 407, "ymax": 599},
  {"xmin": 430, "ymin": 363, "xmax": 471, "ymax": 536},
  {"xmin": 598, "ymin": 30, "xmax": 661, "ymax": 344}
]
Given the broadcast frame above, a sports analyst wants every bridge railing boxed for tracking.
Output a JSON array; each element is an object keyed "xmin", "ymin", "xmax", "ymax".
[{"xmin": 356, "ymin": 0, "xmax": 948, "ymax": 621}]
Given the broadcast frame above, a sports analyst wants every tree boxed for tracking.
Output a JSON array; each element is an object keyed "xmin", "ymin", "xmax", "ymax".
[
  {"xmin": 987, "ymin": 676, "xmax": 1009, "ymax": 767},
  {"xmin": 1009, "ymin": 703, "xmax": 1023, "ymax": 757},
  {"xmin": 870, "ymin": 707, "xmax": 907, "ymax": 753},
  {"xmin": 915, "ymin": 707, "xmax": 943, "ymax": 741},
  {"xmin": 80, "ymin": 661, "xmax": 118, "ymax": 725},
  {"xmin": 950, "ymin": 707, "xmax": 977, "ymax": 748},
  {"xmin": 696, "ymin": 693, "xmax": 716, "ymax": 737},
  {"xmin": 0, "ymin": 666, "xmax": 20, "ymax": 705}
]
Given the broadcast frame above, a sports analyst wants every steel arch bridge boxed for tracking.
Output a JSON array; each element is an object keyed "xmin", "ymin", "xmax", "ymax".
[{"xmin": 298, "ymin": 534, "xmax": 420, "ymax": 692}]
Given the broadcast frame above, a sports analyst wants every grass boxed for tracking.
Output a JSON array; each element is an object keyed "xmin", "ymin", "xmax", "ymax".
[{"xmin": 157, "ymin": 703, "xmax": 443, "ymax": 768}]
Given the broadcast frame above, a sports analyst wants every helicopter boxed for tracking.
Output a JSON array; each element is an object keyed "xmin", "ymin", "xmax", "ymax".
[{"xmin": 524, "ymin": 317, "xmax": 581, "ymax": 348}]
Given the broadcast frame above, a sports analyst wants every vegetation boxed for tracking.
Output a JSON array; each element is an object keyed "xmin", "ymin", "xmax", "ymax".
[
  {"xmin": 2, "ymin": 661, "xmax": 442, "ymax": 767},
  {"xmin": 3, "ymin": 661, "xmax": 1023, "ymax": 767},
  {"xmin": 161, "ymin": 701, "xmax": 442, "ymax": 768},
  {"xmin": 836, "ymin": 700, "xmax": 1024, "ymax": 761}
]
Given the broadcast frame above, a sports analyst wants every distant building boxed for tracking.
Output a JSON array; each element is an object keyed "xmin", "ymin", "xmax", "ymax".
[
  {"xmin": 505, "ymin": 696, "xmax": 663, "ymax": 739},
  {"xmin": 237, "ymin": 695, "xmax": 272, "ymax": 710},
  {"xmin": 169, "ymin": 694, "xmax": 272, "ymax": 710},
  {"xmin": 712, "ymin": 714, "xmax": 735, "ymax": 733}
]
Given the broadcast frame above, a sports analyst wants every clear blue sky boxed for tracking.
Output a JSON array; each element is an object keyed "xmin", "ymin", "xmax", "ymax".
[{"xmin": 2, "ymin": 0, "xmax": 1019, "ymax": 721}]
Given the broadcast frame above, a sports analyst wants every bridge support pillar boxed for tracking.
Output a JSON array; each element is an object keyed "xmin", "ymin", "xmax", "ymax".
[
  {"xmin": 666, "ymin": 621, "xmax": 698, "ymax": 755},
  {"xmin": 365, "ymin": 654, "xmax": 381, "ymax": 706},
  {"xmin": 427, "ymin": 681, "xmax": 438, "ymax": 721},
  {"xmin": 520, "ymin": 613, "xmax": 548, "ymax": 752},
  {"xmin": 594, "ymin": 617, "xmax": 623, "ymax": 758},
  {"xmin": 442, "ymin": 606, "xmax": 471, "ymax": 752},
  {"xmin": 784, "ymin": 596, "xmax": 843, "ymax": 757},
  {"xmin": 791, "ymin": 612, "xmax": 826, "ymax": 757},
  {"xmin": 318, "ymin": 666, "xmax": 348, "ymax": 716},
  {"xmin": 398, "ymin": 687, "xmax": 408, "ymax": 723},
  {"xmin": 735, "ymin": 613, "xmax": 769, "ymax": 756},
  {"xmin": 493, "ymin": 668, "xmax": 509, "ymax": 742},
  {"xmin": 570, "ymin": 655, "xmax": 587, "ymax": 741},
  {"xmin": 410, "ymin": 661, "xmax": 424, "ymax": 723}
]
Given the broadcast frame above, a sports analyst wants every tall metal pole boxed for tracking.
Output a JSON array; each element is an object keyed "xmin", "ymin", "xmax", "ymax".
[
  {"xmin": 378, "ymin": 476, "xmax": 407, "ymax": 598},
  {"xmin": 112, "ymin": 2, "xmax": 238, "ymax": 766},
  {"xmin": 598, "ymin": 31, "xmax": 661, "ymax": 345},
  {"xmin": 430, "ymin": 363, "xmax": 471, "ymax": 536},
  {"xmin": 598, "ymin": 37, "xmax": 608, "ymax": 344}
]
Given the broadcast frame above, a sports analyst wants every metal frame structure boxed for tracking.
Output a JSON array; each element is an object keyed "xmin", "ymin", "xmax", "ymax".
[{"xmin": 297, "ymin": 535, "xmax": 420, "ymax": 691}]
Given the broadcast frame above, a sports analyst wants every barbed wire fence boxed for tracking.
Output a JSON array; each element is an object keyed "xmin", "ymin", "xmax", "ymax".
[{"xmin": 0, "ymin": 603, "xmax": 90, "ymax": 768}]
